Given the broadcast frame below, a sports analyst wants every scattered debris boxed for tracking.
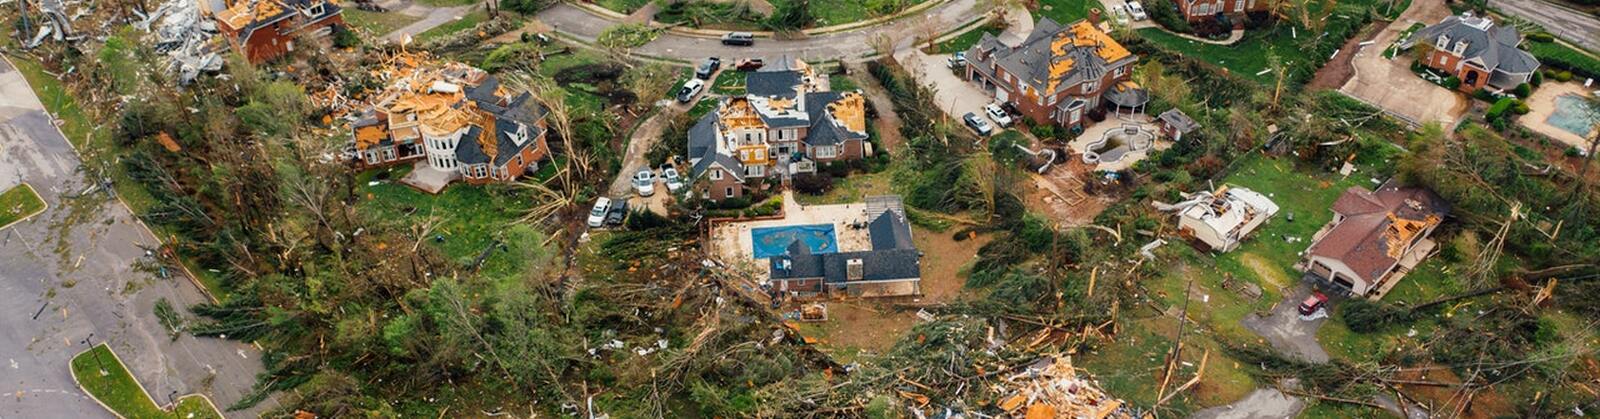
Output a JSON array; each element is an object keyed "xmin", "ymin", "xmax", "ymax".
[
  {"xmin": 992, "ymin": 355, "xmax": 1142, "ymax": 418},
  {"xmin": 141, "ymin": 0, "xmax": 223, "ymax": 84}
]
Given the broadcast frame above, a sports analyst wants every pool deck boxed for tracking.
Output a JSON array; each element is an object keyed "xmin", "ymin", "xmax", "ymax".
[
  {"xmin": 1068, "ymin": 114, "xmax": 1170, "ymax": 172},
  {"xmin": 1521, "ymin": 82, "xmax": 1597, "ymax": 150},
  {"xmin": 712, "ymin": 191, "xmax": 879, "ymax": 276}
]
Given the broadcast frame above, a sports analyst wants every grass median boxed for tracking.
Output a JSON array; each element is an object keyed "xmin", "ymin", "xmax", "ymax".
[
  {"xmin": 71, "ymin": 344, "xmax": 224, "ymax": 419},
  {"xmin": 0, "ymin": 183, "xmax": 46, "ymax": 229}
]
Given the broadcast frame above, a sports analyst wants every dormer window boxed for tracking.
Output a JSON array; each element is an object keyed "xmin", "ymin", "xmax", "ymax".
[
  {"xmin": 1436, "ymin": 34, "xmax": 1449, "ymax": 50},
  {"xmin": 1083, "ymin": 80, "xmax": 1099, "ymax": 93},
  {"xmin": 1452, "ymin": 41, "xmax": 1468, "ymax": 55}
]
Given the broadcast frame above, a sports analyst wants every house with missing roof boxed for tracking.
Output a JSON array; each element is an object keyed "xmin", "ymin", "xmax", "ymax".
[
  {"xmin": 214, "ymin": 0, "xmax": 345, "ymax": 64},
  {"xmin": 348, "ymin": 56, "xmax": 549, "ymax": 191},
  {"xmin": 1401, "ymin": 12, "xmax": 1540, "ymax": 92},
  {"xmin": 1172, "ymin": 186, "xmax": 1279, "ymax": 253},
  {"xmin": 687, "ymin": 58, "xmax": 872, "ymax": 201},
  {"xmin": 1297, "ymin": 180, "xmax": 1449, "ymax": 299},
  {"xmin": 769, "ymin": 209, "xmax": 922, "ymax": 297},
  {"xmin": 962, "ymin": 17, "xmax": 1145, "ymax": 131}
]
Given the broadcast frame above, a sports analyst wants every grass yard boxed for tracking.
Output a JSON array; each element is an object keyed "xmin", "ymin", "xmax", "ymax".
[
  {"xmin": 71, "ymin": 344, "xmax": 224, "ymax": 419},
  {"xmin": 356, "ymin": 166, "xmax": 549, "ymax": 282},
  {"xmin": 1138, "ymin": 1, "xmax": 1381, "ymax": 86},
  {"xmin": 1382, "ymin": 22, "xmax": 1425, "ymax": 59},
  {"xmin": 342, "ymin": 9, "xmax": 423, "ymax": 36},
  {"xmin": 794, "ymin": 171, "xmax": 893, "ymax": 205},
  {"xmin": 933, "ymin": 22, "xmax": 1002, "ymax": 54},
  {"xmin": 1077, "ymin": 315, "xmax": 1259, "ymax": 413},
  {"xmin": 414, "ymin": 10, "xmax": 487, "ymax": 43},
  {"xmin": 595, "ymin": 0, "xmax": 653, "ymax": 14},
  {"xmin": 711, "ymin": 70, "xmax": 745, "ymax": 95},
  {"xmin": 415, "ymin": 0, "xmax": 480, "ymax": 6},
  {"xmin": 0, "ymin": 183, "xmax": 46, "ymax": 229},
  {"xmin": 1034, "ymin": 0, "xmax": 1093, "ymax": 26},
  {"xmin": 1525, "ymin": 40, "xmax": 1600, "ymax": 78}
]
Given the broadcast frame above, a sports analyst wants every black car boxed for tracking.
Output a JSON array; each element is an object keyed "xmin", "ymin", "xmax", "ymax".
[
  {"xmin": 605, "ymin": 200, "xmax": 629, "ymax": 226},
  {"xmin": 695, "ymin": 57, "xmax": 722, "ymax": 80},
  {"xmin": 721, "ymin": 32, "xmax": 755, "ymax": 46}
]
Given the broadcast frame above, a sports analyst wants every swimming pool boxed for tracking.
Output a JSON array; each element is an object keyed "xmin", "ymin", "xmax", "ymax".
[
  {"xmin": 751, "ymin": 224, "xmax": 837, "ymax": 259},
  {"xmin": 1547, "ymin": 94, "xmax": 1598, "ymax": 137}
]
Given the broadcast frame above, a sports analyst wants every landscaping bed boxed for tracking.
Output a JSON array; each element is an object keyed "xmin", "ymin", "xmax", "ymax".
[
  {"xmin": 71, "ymin": 344, "xmax": 224, "ymax": 419},
  {"xmin": 0, "ymin": 183, "xmax": 46, "ymax": 229}
]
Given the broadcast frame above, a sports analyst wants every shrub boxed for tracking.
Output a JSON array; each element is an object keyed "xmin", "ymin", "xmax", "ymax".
[
  {"xmin": 1555, "ymin": 70, "xmax": 1574, "ymax": 82},
  {"xmin": 1442, "ymin": 76, "xmax": 1461, "ymax": 90},
  {"xmin": 1485, "ymin": 97, "xmax": 1516, "ymax": 120},
  {"xmin": 792, "ymin": 172, "xmax": 834, "ymax": 195},
  {"xmin": 1513, "ymin": 83, "xmax": 1532, "ymax": 98},
  {"xmin": 1147, "ymin": 0, "xmax": 1192, "ymax": 33},
  {"xmin": 1527, "ymin": 32, "xmax": 1555, "ymax": 43},
  {"xmin": 501, "ymin": 0, "xmax": 554, "ymax": 14},
  {"xmin": 1513, "ymin": 101, "xmax": 1531, "ymax": 115},
  {"xmin": 1531, "ymin": 70, "xmax": 1544, "ymax": 87},
  {"xmin": 332, "ymin": 25, "xmax": 361, "ymax": 49},
  {"xmin": 1472, "ymin": 88, "xmax": 1496, "ymax": 102}
]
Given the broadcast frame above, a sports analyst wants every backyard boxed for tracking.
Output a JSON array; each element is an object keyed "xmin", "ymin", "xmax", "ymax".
[
  {"xmin": 0, "ymin": 183, "xmax": 46, "ymax": 228},
  {"xmin": 356, "ymin": 166, "xmax": 552, "ymax": 282},
  {"xmin": 1137, "ymin": 0, "xmax": 1394, "ymax": 86},
  {"xmin": 342, "ymin": 9, "xmax": 423, "ymax": 36},
  {"xmin": 71, "ymin": 344, "xmax": 224, "ymax": 419}
]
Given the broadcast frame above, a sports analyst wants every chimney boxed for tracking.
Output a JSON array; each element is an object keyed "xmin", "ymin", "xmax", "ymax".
[
  {"xmin": 1089, "ymin": 8, "xmax": 1103, "ymax": 26},
  {"xmin": 846, "ymin": 258, "xmax": 864, "ymax": 281}
]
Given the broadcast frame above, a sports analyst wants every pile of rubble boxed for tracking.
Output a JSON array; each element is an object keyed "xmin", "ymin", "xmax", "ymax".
[
  {"xmin": 991, "ymin": 356, "xmax": 1143, "ymax": 419},
  {"xmin": 136, "ymin": 0, "xmax": 222, "ymax": 83}
]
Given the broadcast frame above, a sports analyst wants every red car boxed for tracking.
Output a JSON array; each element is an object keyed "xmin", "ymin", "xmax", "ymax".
[
  {"xmin": 735, "ymin": 58, "xmax": 765, "ymax": 71},
  {"xmin": 1298, "ymin": 291, "xmax": 1330, "ymax": 315}
]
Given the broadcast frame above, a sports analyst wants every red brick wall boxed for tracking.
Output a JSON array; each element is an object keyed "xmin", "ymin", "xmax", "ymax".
[
  {"xmin": 237, "ymin": 15, "xmax": 344, "ymax": 64},
  {"xmin": 706, "ymin": 169, "xmax": 743, "ymax": 200}
]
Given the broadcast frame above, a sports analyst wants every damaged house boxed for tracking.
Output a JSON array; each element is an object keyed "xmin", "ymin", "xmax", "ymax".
[
  {"xmin": 348, "ymin": 56, "xmax": 549, "ymax": 191},
  {"xmin": 687, "ymin": 58, "xmax": 873, "ymax": 201},
  {"xmin": 214, "ymin": 0, "xmax": 345, "ymax": 63},
  {"xmin": 769, "ymin": 209, "xmax": 921, "ymax": 298},
  {"xmin": 1297, "ymin": 180, "xmax": 1449, "ymax": 299},
  {"xmin": 1159, "ymin": 185, "xmax": 1279, "ymax": 253},
  {"xmin": 962, "ymin": 16, "xmax": 1145, "ymax": 131}
]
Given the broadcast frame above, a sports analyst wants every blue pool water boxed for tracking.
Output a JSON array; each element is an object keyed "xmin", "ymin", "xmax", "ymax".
[
  {"xmin": 751, "ymin": 224, "xmax": 837, "ymax": 259},
  {"xmin": 1547, "ymin": 94, "xmax": 1598, "ymax": 137}
]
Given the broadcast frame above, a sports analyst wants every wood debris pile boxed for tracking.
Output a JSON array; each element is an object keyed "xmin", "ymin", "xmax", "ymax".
[{"xmin": 992, "ymin": 356, "xmax": 1142, "ymax": 419}]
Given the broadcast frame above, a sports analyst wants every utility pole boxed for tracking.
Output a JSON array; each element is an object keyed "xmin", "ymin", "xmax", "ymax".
[{"xmin": 81, "ymin": 333, "xmax": 108, "ymax": 376}]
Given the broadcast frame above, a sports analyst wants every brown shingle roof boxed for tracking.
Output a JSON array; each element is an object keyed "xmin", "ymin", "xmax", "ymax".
[{"xmin": 1307, "ymin": 180, "xmax": 1449, "ymax": 284}]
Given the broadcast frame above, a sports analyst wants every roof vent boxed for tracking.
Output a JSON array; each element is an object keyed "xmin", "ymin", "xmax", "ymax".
[{"xmin": 846, "ymin": 258, "xmax": 864, "ymax": 281}]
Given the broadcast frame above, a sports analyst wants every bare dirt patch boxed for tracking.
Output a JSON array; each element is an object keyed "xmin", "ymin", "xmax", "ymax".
[
  {"xmin": 1308, "ymin": 23, "xmax": 1385, "ymax": 91},
  {"xmin": 1393, "ymin": 365, "xmax": 1514, "ymax": 418},
  {"xmin": 1023, "ymin": 159, "xmax": 1112, "ymax": 227},
  {"xmin": 1238, "ymin": 252, "xmax": 1291, "ymax": 289}
]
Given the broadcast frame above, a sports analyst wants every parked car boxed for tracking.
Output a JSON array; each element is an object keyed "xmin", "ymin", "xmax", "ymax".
[
  {"xmin": 695, "ymin": 57, "xmax": 722, "ymax": 80},
  {"xmin": 587, "ymin": 197, "xmax": 611, "ymax": 228},
  {"xmin": 632, "ymin": 169, "xmax": 658, "ymax": 197},
  {"xmin": 663, "ymin": 167, "xmax": 684, "ymax": 193},
  {"xmin": 962, "ymin": 112, "xmax": 993, "ymax": 136},
  {"xmin": 1298, "ymin": 291, "xmax": 1330, "ymax": 315},
  {"xmin": 735, "ymin": 58, "xmax": 765, "ymax": 71},
  {"xmin": 984, "ymin": 103, "xmax": 1013, "ymax": 127},
  {"xmin": 721, "ymin": 32, "xmax": 755, "ymax": 46},
  {"xmin": 946, "ymin": 51, "xmax": 967, "ymax": 69},
  {"xmin": 1126, "ymin": 1, "xmax": 1147, "ymax": 21},
  {"xmin": 605, "ymin": 199, "xmax": 629, "ymax": 226},
  {"xmin": 677, "ymin": 79, "xmax": 705, "ymax": 103}
]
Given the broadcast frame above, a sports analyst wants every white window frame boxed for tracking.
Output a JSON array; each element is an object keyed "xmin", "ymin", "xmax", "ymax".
[
  {"xmin": 815, "ymin": 145, "xmax": 838, "ymax": 159},
  {"xmin": 1083, "ymin": 80, "xmax": 1099, "ymax": 94},
  {"xmin": 710, "ymin": 169, "xmax": 723, "ymax": 180}
]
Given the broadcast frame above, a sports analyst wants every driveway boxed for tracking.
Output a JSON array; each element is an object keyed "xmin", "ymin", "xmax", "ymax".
[
  {"xmin": 899, "ymin": 50, "xmax": 996, "ymax": 131},
  {"xmin": 1240, "ymin": 283, "xmax": 1331, "ymax": 363},
  {"xmin": 0, "ymin": 58, "xmax": 277, "ymax": 418},
  {"xmin": 1488, "ymin": 0, "xmax": 1600, "ymax": 53},
  {"xmin": 1339, "ymin": 0, "xmax": 1467, "ymax": 127},
  {"xmin": 384, "ymin": 3, "xmax": 477, "ymax": 42},
  {"xmin": 539, "ymin": 0, "xmax": 988, "ymax": 63}
]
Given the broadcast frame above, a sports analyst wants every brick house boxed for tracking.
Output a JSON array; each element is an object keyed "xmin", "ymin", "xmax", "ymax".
[
  {"xmin": 213, "ymin": 0, "xmax": 345, "ymax": 64},
  {"xmin": 770, "ymin": 208, "xmax": 922, "ymax": 297},
  {"xmin": 963, "ymin": 18, "xmax": 1144, "ymax": 131},
  {"xmin": 687, "ymin": 58, "xmax": 871, "ymax": 201},
  {"xmin": 348, "ymin": 56, "xmax": 549, "ymax": 189},
  {"xmin": 1173, "ymin": 0, "xmax": 1270, "ymax": 24},
  {"xmin": 1402, "ymin": 12, "xmax": 1540, "ymax": 92},
  {"xmin": 1296, "ymin": 180, "xmax": 1449, "ymax": 300}
]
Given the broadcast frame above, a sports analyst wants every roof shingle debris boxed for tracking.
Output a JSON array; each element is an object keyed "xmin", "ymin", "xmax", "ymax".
[{"xmin": 993, "ymin": 355, "xmax": 1140, "ymax": 419}]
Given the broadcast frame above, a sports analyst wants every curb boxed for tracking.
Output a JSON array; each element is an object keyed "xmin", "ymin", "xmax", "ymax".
[
  {"xmin": 70, "ymin": 344, "xmax": 226, "ymax": 419},
  {"xmin": 568, "ymin": 0, "xmax": 953, "ymax": 39},
  {"xmin": 0, "ymin": 182, "xmax": 48, "ymax": 231}
]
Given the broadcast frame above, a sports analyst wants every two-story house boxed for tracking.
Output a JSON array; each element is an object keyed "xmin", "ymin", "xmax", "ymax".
[
  {"xmin": 1402, "ymin": 12, "xmax": 1540, "ymax": 92},
  {"xmin": 1174, "ymin": 0, "xmax": 1269, "ymax": 24},
  {"xmin": 963, "ymin": 18, "xmax": 1143, "ymax": 131},
  {"xmin": 349, "ymin": 55, "xmax": 549, "ymax": 190},
  {"xmin": 687, "ymin": 59, "xmax": 871, "ymax": 201},
  {"xmin": 213, "ymin": 0, "xmax": 345, "ymax": 64}
]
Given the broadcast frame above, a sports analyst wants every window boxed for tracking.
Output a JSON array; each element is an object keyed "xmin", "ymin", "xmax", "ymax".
[
  {"xmin": 1083, "ymin": 81, "xmax": 1099, "ymax": 93},
  {"xmin": 725, "ymin": 187, "xmax": 735, "ymax": 197},
  {"xmin": 747, "ymin": 165, "xmax": 764, "ymax": 177},
  {"xmin": 1452, "ymin": 41, "xmax": 1468, "ymax": 55},
  {"xmin": 1114, "ymin": 66, "xmax": 1125, "ymax": 77},
  {"xmin": 1436, "ymin": 35, "xmax": 1449, "ymax": 50},
  {"xmin": 1069, "ymin": 108, "xmax": 1081, "ymax": 123},
  {"xmin": 710, "ymin": 169, "xmax": 723, "ymax": 180},
  {"xmin": 815, "ymin": 145, "xmax": 838, "ymax": 159}
]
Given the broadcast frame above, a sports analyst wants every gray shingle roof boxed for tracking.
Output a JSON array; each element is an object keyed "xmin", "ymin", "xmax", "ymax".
[
  {"xmin": 747, "ymin": 70, "xmax": 804, "ymax": 98},
  {"xmin": 868, "ymin": 210, "xmax": 913, "ymax": 250},
  {"xmin": 455, "ymin": 125, "xmax": 489, "ymax": 165},
  {"xmin": 1158, "ymin": 109, "xmax": 1201, "ymax": 133},
  {"xmin": 983, "ymin": 17, "xmax": 1128, "ymax": 97},
  {"xmin": 1411, "ymin": 14, "xmax": 1539, "ymax": 75},
  {"xmin": 769, "ymin": 206, "xmax": 921, "ymax": 284}
]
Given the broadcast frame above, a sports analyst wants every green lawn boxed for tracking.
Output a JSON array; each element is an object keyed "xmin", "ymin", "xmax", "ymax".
[
  {"xmin": 356, "ymin": 166, "xmax": 547, "ymax": 281},
  {"xmin": 1525, "ymin": 40, "xmax": 1600, "ymax": 78},
  {"xmin": 711, "ymin": 70, "xmax": 745, "ymax": 95},
  {"xmin": 595, "ymin": 0, "xmax": 653, "ymax": 14},
  {"xmin": 71, "ymin": 344, "xmax": 224, "ymax": 419},
  {"xmin": 934, "ymin": 22, "xmax": 1002, "ymax": 54},
  {"xmin": 0, "ymin": 183, "xmax": 46, "ymax": 229},
  {"xmin": 1382, "ymin": 22, "xmax": 1425, "ymax": 59},
  {"xmin": 1035, "ymin": 0, "xmax": 1093, "ymax": 25},
  {"xmin": 794, "ymin": 171, "xmax": 892, "ymax": 205},
  {"xmin": 414, "ymin": 0, "xmax": 479, "ymax": 6},
  {"xmin": 415, "ymin": 10, "xmax": 487, "ymax": 43},
  {"xmin": 342, "ymin": 9, "xmax": 422, "ymax": 36},
  {"xmin": 1138, "ymin": 2, "xmax": 1381, "ymax": 85}
]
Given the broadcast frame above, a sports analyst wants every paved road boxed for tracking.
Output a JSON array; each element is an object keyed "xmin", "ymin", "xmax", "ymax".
[
  {"xmin": 1489, "ymin": 0, "xmax": 1600, "ymax": 52},
  {"xmin": 0, "ymin": 58, "xmax": 276, "ymax": 418},
  {"xmin": 539, "ymin": 0, "xmax": 987, "ymax": 63},
  {"xmin": 384, "ymin": 3, "xmax": 478, "ymax": 42}
]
